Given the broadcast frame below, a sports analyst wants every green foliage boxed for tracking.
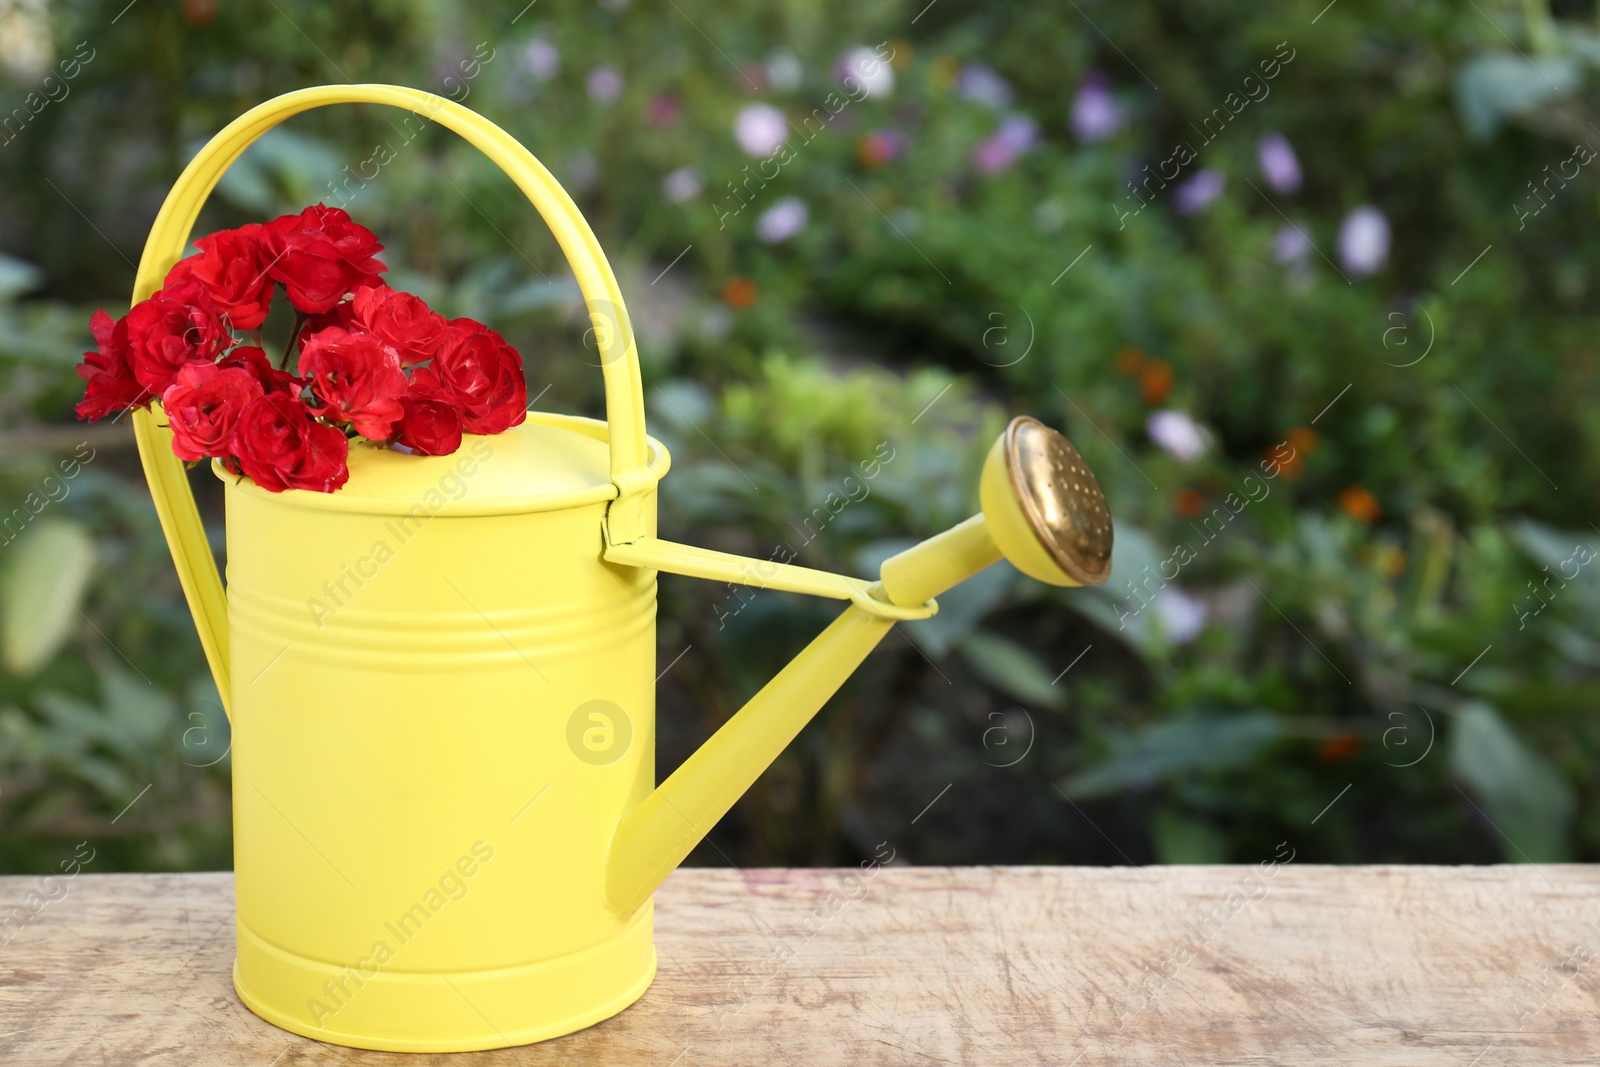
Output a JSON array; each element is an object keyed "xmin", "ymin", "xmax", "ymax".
[
  {"xmin": 1, "ymin": 518, "xmax": 95, "ymax": 675},
  {"xmin": 1450, "ymin": 701, "xmax": 1574, "ymax": 861},
  {"xmin": 1064, "ymin": 712, "xmax": 1284, "ymax": 800},
  {"xmin": 1, "ymin": 0, "xmax": 1597, "ymax": 872}
]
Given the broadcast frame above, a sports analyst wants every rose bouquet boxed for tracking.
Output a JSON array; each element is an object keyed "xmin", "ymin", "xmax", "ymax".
[{"xmin": 74, "ymin": 205, "xmax": 528, "ymax": 492}]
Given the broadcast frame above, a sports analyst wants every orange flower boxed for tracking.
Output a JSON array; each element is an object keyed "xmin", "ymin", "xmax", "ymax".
[
  {"xmin": 1338, "ymin": 485, "xmax": 1380, "ymax": 524},
  {"xmin": 1140, "ymin": 359, "xmax": 1172, "ymax": 404},
  {"xmin": 1174, "ymin": 488, "xmax": 1206, "ymax": 517},
  {"xmin": 722, "ymin": 277, "xmax": 758, "ymax": 309},
  {"xmin": 1367, "ymin": 545, "xmax": 1407, "ymax": 578},
  {"xmin": 1315, "ymin": 731, "xmax": 1364, "ymax": 764},
  {"xmin": 1114, "ymin": 346, "xmax": 1146, "ymax": 376},
  {"xmin": 1286, "ymin": 425, "xmax": 1317, "ymax": 456},
  {"xmin": 857, "ymin": 131, "xmax": 899, "ymax": 168}
]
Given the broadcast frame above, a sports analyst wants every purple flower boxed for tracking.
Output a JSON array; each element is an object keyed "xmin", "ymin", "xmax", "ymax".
[
  {"xmin": 1257, "ymin": 133, "xmax": 1302, "ymax": 194},
  {"xmin": 1156, "ymin": 588, "xmax": 1208, "ymax": 645},
  {"xmin": 521, "ymin": 37, "xmax": 559, "ymax": 81},
  {"xmin": 766, "ymin": 49, "xmax": 803, "ymax": 92},
  {"xmin": 836, "ymin": 46, "xmax": 894, "ymax": 99},
  {"xmin": 972, "ymin": 114, "xmax": 1037, "ymax": 174},
  {"xmin": 957, "ymin": 64, "xmax": 1013, "ymax": 109},
  {"xmin": 756, "ymin": 196, "xmax": 808, "ymax": 243},
  {"xmin": 662, "ymin": 166, "xmax": 703, "ymax": 203},
  {"xmin": 996, "ymin": 114, "xmax": 1037, "ymax": 150},
  {"xmin": 734, "ymin": 103, "xmax": 788, "ymax": 157},
  {"xmin": 564, "ymin": 151, "xmax": 599, "ymax": 193},
  {"xmin": 1173, "ymin": 169, "xmax": 1225, "ymax": 214},
  {"xmin": 650, "ymin": 93, "xmax": 682, "ymax": 126},
  {"xmin": 1071, "ymin": 72, "xmax": 1123, "ymax": 142},
  {"xmin": 586, "ymin": 65, "xmax": 623, "ymax": 103},
  {"xmin": 1272, "ymin": 223, "xmax": 1312, "ymax": 263},
  {"xmin": 1147, "ymin": 409, "xmax": 1209, "ymax": 461},
  {"xmin": 1338, "ymin": 206, "xmax": 1390, "ymax": 276},
  {"xmin": 972, "ymin": 140, "xmax": 1014, "ymax": 174}
]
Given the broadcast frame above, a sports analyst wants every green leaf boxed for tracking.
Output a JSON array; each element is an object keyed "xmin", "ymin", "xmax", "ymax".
[
  {"xmin": 1450, "ymin": 701, "xmax": 1573, "ymax": 862},
  {"xmin": 649, "ymin": 379, "xmax": 715, "ymax": 433},
  {"xmin": 206, "ymin": 127, "xmax": 346, "ymax": 214},
  {"xmin": 1508, "ymin": 519, "xmax": 1597, "ymax": 590},
  {"xmin": 98, "ymin": 664, "xmax": 173, "ymax": 752},
  {"xmin": 958, "ymin": 630, "xmax": 1067, "ymax": 711},
  {"xmin": 0, "ymin": 253, "xmax": 42, "ymax": 302},
  {"xmin": 901, "ymin": 561, "xmax": 1015, "ymax": 659},
  {"xmin": 1065, "ymin": 521, "xmax": 1162, "ymax": 652},
  {"xmin": 496, "ymin": 278, "xmax": 582, "ymax": 317},
  {"xmin": 2, "ymin": 518, "xmax": 96, "ymax": 676},
  {"xmin": 1152, "ymin": 808, "xmax": 1229, "ymax": 864},
  {"xmin": 1454, "ymin": 53, "xmax": 1580, "ymax": 140},
  {"xmin": 1560, "ymin": 26, "xmax": 1600, "ymax": 68},
  {"xmin": 1064, "ymin": 711, "xmax": 1283, "ymax": 798}
]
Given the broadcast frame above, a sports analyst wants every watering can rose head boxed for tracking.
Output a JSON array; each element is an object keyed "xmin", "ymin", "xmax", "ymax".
[{"xmin": 72, "ymin": 204, "xmax": 530, "ymax": 492}]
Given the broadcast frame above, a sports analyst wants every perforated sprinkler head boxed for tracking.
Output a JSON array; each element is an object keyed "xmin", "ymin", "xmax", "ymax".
[{"xmin": 978, "ymin": 416, "xmax": 1113, "ymax": 587}]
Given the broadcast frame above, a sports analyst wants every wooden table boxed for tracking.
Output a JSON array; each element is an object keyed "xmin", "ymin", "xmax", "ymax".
[{"xmin": 3, "ymin": 865, "xmax": 1598, "ymax": 1065}]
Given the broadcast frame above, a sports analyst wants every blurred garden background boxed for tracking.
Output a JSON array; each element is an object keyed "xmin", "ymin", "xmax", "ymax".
[{"xmin": 2, "ymin": 0, "xmax": 1599, "ymax": 875}]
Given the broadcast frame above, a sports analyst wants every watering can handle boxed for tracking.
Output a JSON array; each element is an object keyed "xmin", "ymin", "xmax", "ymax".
[{"xmin": 127, "ymin": 85, "xmax": 651, "ymax": 717}]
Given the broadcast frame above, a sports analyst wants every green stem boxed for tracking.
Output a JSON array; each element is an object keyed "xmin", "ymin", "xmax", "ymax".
[
  {"xmin": 1521, "ymin": 0, "xmax": 1556, "ymax": 55},
  {"xmin": 281, "ymin": 312, "xmax": 306, "ymax": 371}
]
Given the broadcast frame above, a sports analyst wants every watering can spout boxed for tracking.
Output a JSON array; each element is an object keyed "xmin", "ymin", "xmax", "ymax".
[{"xmin": 604, "ymin": 416, "xmax": 1113, "ymax": 916}]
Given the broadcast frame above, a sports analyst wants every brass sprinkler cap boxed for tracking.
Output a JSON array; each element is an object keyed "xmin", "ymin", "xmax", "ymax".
[{"xmin": 978, "ymin": 415, "xmax": 1114, "ymax": 587}]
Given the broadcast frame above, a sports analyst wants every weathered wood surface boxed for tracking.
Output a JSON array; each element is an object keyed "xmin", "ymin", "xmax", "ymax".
[{"xmin": 3, "ymin": 865, "xmax": 1599, "ymax": 1065}]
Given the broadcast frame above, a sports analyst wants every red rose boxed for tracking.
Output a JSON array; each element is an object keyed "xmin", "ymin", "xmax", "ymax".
[
  {"xmin": 228, "ymin": 392, "xmax": 350, "ymax": 493},
  {"xmin": 218, "ymin": 345, "xmax": 300, "ymax": 395},
  {"xmin": 260, "ymin": 205, "xmax": 387, "ymax": 314},
  {"xmin": 297, "ymin": 326, "xmax": 407, "ymax": 440},
  {"xmin": 173, "ymin": 224, "xmax": 277, "ymax": 330},
  {"xmin": 394, "ymin": 388, "xmax": 464, "ymax": 456},
  {"xmin": 350, "ymin": 284, "xmax": 446, "ymax": 367},
  {"xmin": 125, "ymin": 278, "xmax": 232, "ymax": 395},
  {"xmin": 162, "ymin": 254, "xmax": 199, "ymax": 289},
  {"xmin": 412, "ymin": 318, "xmax": 527, "ymax": 435},
  {"xmin": 298, "ymin": 298, "xmax": 357, "ymax": 347},
  {"xmin": 75, "ymin": 309, "xmax": 147, "ymax": 420},
  {"xmin": 161, "ymin": 361, "xmax": 264, "ymax": 461}
]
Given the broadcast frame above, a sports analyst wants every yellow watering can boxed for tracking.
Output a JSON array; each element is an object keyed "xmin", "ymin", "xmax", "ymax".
[{"xmin": 128, "ymin": 85, "xmax": 1114, "ymax": 1052}]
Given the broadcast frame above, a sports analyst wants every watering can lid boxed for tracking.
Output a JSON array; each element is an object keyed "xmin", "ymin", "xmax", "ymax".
[{"xmin": 213, "ymin": 412, "xmax": 670, "ymax": 517}]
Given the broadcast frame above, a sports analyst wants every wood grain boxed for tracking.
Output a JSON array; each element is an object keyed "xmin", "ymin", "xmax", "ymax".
[{"xmin": 3, "ymin": 865, "xmax": 1599, "ymax": 1065}]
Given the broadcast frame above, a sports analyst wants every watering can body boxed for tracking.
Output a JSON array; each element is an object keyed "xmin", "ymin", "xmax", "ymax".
[
  {"xmin": 224, "ymin": 415, "xmax": 667, "ymax": 1050},
  {"xmin": 127, "ymin": 85, "xmax": 1113, "ymax": 1052}
]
